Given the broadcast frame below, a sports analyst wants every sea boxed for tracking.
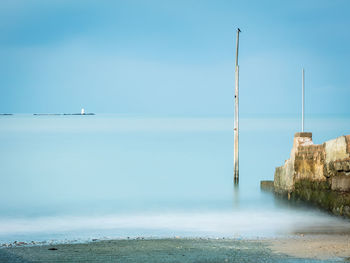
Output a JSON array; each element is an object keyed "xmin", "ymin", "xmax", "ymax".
[{"xmin": 0, "ymin": 114, "xmax": 349, "ymax": 244}]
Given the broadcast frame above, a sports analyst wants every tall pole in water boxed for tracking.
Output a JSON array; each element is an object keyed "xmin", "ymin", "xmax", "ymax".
[
  {"xmin": 302, "ymin": 68, "xmax": 305, "ymax": 132},
  {"xmin": 234, "ymin": 28, "xmax": 241, "ymax": 184}
]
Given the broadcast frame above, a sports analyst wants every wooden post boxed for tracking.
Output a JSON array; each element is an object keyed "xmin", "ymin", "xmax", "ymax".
[
  {"xmin": 234, "ymin": 28, "xmax": 241, "ymax": 184},
  {"xmin": 302, "ymin": 68, "xmax": 305, "ymax": 132}
]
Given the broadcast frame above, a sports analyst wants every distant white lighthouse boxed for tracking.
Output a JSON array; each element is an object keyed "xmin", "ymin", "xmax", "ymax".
[{"xmin": 81, "ymin": 108, "xmax": 85, "ymax": 115}]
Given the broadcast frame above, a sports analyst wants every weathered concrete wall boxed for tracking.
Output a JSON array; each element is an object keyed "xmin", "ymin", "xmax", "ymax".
[
  {"xmin": 274, "ymin": 133, "xmax": 350, "ymax": 217},
  {"xmin": 274, "ymin": 132, "xmax": 314, "ymax": 194}
]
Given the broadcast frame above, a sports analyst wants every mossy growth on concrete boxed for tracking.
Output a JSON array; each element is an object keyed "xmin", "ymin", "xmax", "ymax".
[{"xmin": 292, "ymin": 179, "xmax": 350, "ymax": 217}]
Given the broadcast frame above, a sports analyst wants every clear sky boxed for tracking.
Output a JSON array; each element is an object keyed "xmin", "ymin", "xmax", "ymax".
[{"xmin": 1, "ymin": 0, "xmax": 349, "ymax": 117}]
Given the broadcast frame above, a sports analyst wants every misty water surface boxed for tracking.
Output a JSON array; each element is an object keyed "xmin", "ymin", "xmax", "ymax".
[{"xmin": 0, "ymin": 115, "xmax": 349, "ymax": 243}]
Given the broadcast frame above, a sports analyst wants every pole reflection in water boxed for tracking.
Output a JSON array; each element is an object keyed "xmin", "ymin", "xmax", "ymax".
[{"xmin": 232, "ymin": 183, "xmax": 240, "ymax": 209}]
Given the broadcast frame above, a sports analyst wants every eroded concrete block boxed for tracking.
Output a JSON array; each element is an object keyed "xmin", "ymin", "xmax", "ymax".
[
  {"xmin": 331, "ymin": 176, "xmax": 350, "ymax": 192},
  {"xmin": 325, "ymin": 136, "xmax": 349, "ymax": 163}
]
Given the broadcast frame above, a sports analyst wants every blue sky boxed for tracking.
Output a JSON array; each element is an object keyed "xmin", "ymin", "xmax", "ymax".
[{"xmin": 1, "ymin": 0, "xmax": 349, "ymax": 117}]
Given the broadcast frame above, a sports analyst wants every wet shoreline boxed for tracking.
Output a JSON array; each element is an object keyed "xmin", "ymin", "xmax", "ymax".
[{"xmin": 1, "ymin": 235, "xmax": 349, "ymax": 262}]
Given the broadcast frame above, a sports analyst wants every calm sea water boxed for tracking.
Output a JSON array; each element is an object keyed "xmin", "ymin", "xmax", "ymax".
[{"xmin": 0, "ymin": 114, "xmax": 349, "ymax": 243}]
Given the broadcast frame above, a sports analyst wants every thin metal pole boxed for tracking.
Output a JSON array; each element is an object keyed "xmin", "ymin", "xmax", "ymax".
[
  {"xmin": 234, "ymin": 28, "xmax": 241, "ymax": 184},
  {"xmin": 235, "ymin": 29, "xmax": 240, "ymax": 67},
  {"xmin": 302, "ymin": 68, "xmax": 305, "ymax": 132}
]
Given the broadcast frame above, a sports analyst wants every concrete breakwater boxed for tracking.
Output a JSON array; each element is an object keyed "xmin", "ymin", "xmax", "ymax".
[{"xmin": 273, "ymin": 132, "xmax": 350, "ymax": 217}]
